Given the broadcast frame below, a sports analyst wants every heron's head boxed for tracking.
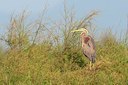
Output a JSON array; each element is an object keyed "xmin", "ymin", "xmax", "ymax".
[{"xmin": 71, "ymin": 28, "xmax": 88, "ymax": 36}]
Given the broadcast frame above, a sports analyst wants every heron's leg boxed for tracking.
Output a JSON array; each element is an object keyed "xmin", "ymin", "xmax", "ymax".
[
  {"xmin": 89, "ymin": 61, "xmax": 92, "ymax": 70},
  {"xmin": 92, "ymin": 63, "xmax": 95, "ymax": 69}
]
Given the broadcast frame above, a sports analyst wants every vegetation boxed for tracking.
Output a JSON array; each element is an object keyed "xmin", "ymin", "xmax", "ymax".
[{"xmin": 0, "ymin": 8, "xmax": 128, "ymax": 85}]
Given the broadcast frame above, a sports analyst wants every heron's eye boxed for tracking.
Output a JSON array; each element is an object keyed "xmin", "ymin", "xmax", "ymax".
[{"xmin": 81, "ymin": 33, "xmax": 86, "ymax": 36}]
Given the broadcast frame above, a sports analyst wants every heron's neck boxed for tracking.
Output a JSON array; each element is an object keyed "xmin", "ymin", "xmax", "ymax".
[{"xmin": 81, "ymin": 34, "xmax": 87, "ymax": 46}]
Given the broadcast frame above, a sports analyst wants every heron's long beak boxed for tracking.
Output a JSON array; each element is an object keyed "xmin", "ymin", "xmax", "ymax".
[{"xmin": 71, "ymin": 28, "xmax": 88, "ymax": 34}]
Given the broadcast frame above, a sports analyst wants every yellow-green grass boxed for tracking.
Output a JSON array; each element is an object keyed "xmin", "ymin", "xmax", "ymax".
[{"xmin": 0, "ymin": 33, "xmax": 128, "ymax": 85}]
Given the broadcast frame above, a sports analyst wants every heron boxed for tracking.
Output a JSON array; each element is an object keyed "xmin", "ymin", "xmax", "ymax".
[{"xmin": 71, "ymin": 28, "xmax": 96, "ymax": 70}]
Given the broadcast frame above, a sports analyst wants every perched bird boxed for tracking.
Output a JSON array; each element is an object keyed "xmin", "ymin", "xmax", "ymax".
[{"xmin": 71, "ymin": 28, "xmax": 96, "ymax": 70}]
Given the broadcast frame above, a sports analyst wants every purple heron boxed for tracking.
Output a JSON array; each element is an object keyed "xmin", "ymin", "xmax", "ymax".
[{"xmin": 71, "ymin": 28, "xmax": 96, "ymax": 70}]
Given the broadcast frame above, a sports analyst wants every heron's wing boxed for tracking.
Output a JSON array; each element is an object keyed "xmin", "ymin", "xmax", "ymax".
[{"xmin": 87, "ymin": 36, "xmax": 95, "ymax": 50}]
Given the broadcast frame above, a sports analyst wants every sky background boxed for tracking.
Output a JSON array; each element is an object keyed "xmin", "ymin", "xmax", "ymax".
[{"xmin": 0, "ymin": 0, "xmax": 128, "ymax": 37}]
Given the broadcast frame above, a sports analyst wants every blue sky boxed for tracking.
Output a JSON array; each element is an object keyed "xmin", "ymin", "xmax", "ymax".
[{"xmin": 0, "ymin": 0, "xmax": 128, "ymax": 36}]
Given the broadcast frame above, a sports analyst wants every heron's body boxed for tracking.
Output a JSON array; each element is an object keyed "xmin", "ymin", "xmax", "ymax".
[{"xmin": 81, "ymin": 34, "xmax": 96, "ymax": 63}]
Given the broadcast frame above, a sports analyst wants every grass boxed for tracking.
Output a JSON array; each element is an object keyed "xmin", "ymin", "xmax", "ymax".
[{"xmin": 0, "ymin": 11, "xmax": 128, "ymax": 85}]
